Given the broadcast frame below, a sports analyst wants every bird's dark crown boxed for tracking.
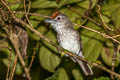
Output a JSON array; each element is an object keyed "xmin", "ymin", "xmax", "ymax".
[
  {"xmin": 44, "ymin": 13, "xmax": 73, "ymax": 30},
  {"xmin": 53, "ymin": 14, "xmax": 68, "ymax": 22}
]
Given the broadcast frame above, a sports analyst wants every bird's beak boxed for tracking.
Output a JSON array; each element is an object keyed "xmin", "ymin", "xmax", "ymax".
[{"xmin": 44, "ymin": 18, "xmax": 56, "ymax": 23}]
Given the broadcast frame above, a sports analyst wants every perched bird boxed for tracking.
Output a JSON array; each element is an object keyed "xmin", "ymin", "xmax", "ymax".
[
  {"xmin": 14, "ymin": 25, "xmax": 28, "ymax": 57},
  {"xmin": 44, "ymin": 12, "xmax": 93, "ymax": 76}
]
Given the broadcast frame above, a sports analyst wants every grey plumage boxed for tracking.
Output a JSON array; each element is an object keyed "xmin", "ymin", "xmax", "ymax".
[{"xmin": 44, "ymin": 13, "xmax": 93, "ymax": 76}]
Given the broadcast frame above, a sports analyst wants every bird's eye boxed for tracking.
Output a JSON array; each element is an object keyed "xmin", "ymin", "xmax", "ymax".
[{"xmin": 56, "ymin": 17, "xmax": 61, "ymax": 20}]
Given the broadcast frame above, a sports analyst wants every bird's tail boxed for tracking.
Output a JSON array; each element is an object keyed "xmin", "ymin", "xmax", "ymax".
[
  {"xmin": 75, "ymin": 49, "xmax": 93, "ymax": 76},
  {"xmin": 77, "ymin": 59, "xmax": 93, "ymax": 76}
]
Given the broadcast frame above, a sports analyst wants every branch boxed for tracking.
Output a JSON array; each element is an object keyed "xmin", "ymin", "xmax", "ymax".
[
  {"xmin": 96, "ymin": 5, "xmax": 113, "ymax": 31},
  {"xmin": 13, "ymin": 11, "xmax": 50, "ymax": 18},
  {"xmin": 74, "ymin": 23, "xmax": 120, "ymax": 44},
  {"xmin": 67, "ymin": 5, "xmax": 101, "ymax": 27},
  {"xmin": 6, "ymin": 48, "xmax": 12, "ymax": 80},
  {"xmin": 9, "ymin": 55, "xmax": 18, "ymax": 80}
]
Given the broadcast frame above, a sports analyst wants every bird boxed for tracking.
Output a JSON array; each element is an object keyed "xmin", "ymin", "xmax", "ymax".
[
  {"xmin": 13, "ymin": 25, "xmax": 28, "ymax": 58},
  {"xmin": 44, "ymin": 12, "xmax": 93, "ymax": 76}
]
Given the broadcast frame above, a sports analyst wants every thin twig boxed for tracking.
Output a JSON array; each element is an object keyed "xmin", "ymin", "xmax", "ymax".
[
  {"xmin": 8, "ymin": 0, "xmax": 21, "ymax": 6},
  {"xmin": 67, "ymin": 5, "xmax": 101, "ymax": 26},
  {"xmin": 84, "ymin": 0, "xmax": 92, "ymax": 16},
  {"xmin": 13, "ymin": 11, "xmax": 50, "ymax": 18},
  {"xmin": 73, "ymin": 23, "xmax": 120, "ymax": 44},
  {"xmin": 24, "ymin": 0, "xmax": 33, "ymax": 27},
  {"xmin": 9, "ymin": 55, "xmax": 18, "ymax": 80},
  {"xmin": 23, "ymin": 0, "xmax": 26, "ymax": 13},
  {"xmin": 28, "ymin": 41, "xmax": 39, "ymax": 71},
  {"xmin": 111, "ymin": 43, "xmax": 118, "ymax": 80},
  {"xmin": 6, "ymin": 48, "xmax": 12, "ymax": 80},
  {"xmin": 112, "ymin": 34, "xmax": 120, "ymax": 38},
  {"xmin": 28, "ymin": 48, "xmax": 36, "ymax": 70},
  {"xmin": 96, "ymin": 5, "xmax": 113, "ymax": 31}
]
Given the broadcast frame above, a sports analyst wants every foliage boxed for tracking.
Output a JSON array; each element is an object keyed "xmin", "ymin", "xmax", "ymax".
[{"xmin": 0, "ymin": 0, "xmax": 120, "ymax": 80}]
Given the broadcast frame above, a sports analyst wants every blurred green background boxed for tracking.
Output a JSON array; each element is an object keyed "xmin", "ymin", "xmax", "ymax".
[{"xmin": 0, "ymin": 0, "xmax": 120, "ymax": 80}]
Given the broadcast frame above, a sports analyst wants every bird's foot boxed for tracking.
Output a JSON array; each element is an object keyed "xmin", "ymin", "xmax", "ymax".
[
  {"xmin": 70, "ymin": 56, "xmax": 77, "ymax": 62},
  {"xmin": 57, "ymin": 46, "xmax": 66, "ymax": 57},
  {"xmin": 57, "ymin": 45, "xmax": 63, "ymax": 52}
]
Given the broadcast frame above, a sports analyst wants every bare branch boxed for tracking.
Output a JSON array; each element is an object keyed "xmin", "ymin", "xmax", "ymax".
[
  {"xmin": 96, "ymin": 5, "xmax": 113, "ymax": 31},
  {"xmin": 74, "ymin": 23, "xmax": 120, "ymax": 44},
  {"xmin": 9, "ymin": 55, "xmax": 18, "ymax": 80}
]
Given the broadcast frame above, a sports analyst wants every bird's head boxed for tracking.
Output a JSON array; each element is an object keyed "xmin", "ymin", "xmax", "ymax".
[{"xmin": 44, "ymin": 12, "xmax": 73, "ymax": 31}]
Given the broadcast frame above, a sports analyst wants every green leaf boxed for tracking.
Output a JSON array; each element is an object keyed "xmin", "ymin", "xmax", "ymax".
[
  {"xmin": 111, "ymin": 8, "xmax": 120, "ymax": 28},
  {"xmin": 101, "ymin": 40, "xmax": 120, "ymax": 67},
  {"xmin": 83, "ymin": 36, "xmax": 103, "ymax": 61},
  {"xmin": 27, "ymin": 25, "xmax": 48, "ymax": 41},
  {"xmin": 8, "ymin": 0, "xmax": 16, "ymax": 3},
  {"xmin": 27, "ymin": 30, "xmax": 40, "ymax": 41},
  {"xmin": 0, "ymin": 40, "xmax": 10, "ymax": 54},
  {"xmin": 2, "ymin": 52, "xmax": 22, "ymax": 75},
  {"xmin": 102, "ymin": 1, "xmax": 120, "ymax": 29},
  {"xmin": 29, "ymin": 20, "xmax": 40, "ymax": 28},
  {"xmin": 0, "ymin": 62, "xmax": 7, "ymax": 80},
  {"xmin": 102, "ymin": 15, "xmax": 111, "ymax": 23},
  {"xmin": 30, "ymin": 9, "xmax": 53, "ymax": 21},
  {"xmin": 15, "ymin": 63, "xmax": 23, "ymax": 75},
  {"xmin": 81, "ymin": 22, "xmax": 104, "ymax": 62},
  {"xmin": 72, "ymin": 69, "xmax": 83, "ymax": 80},
  {"xmin": 60, "ymin": 7, "xmax": 84, "ymax": 23},
  {"xmin": 58, "ymin": 0, "xmax": 82, "ymax": 8},
  {"xmin": 94, "ymin": 76, "xmax": 110, "ymax": 80},
  {"xmin": 57, "ymin": 68, "xmax": 69, "ymax": 80},
  {"xmin": 37, "ymin": 25, "xmax": 48, "ymax": 34},
  {"xmin": 45, "ymin": 68, "xmax": 69, "ymax": 80},
  {"xmin": 31, "ymin": 0, "xmax": 57, "ymax": 8},
  {"xmin": 65, "ymin": 0, "xmax": 81, "ymax": 4},
  {"xmin": 39, "ymin": 30, "xmax": 61, "ymax": 72},
  {"xmin": 10, "ymin": 1, "xmax": 23, "ymax": 10},
  {"xmin": 78, "ymin": 0, "xmax": 98, "ymax": 9},
  {"xmin": 57, "ymin": 0, "xmax": 67, "ymax": 8},
  {"xmin": 0, "ymin": 37, "xmax": 22, "ymax": 75}
]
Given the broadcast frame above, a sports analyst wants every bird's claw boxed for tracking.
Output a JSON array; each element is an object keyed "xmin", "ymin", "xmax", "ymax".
[
  {"xmin": 57, "ymin": 45, "xmax": 63, "ymax": 52},
  {"xmin": 57, "ymin": 46, "xmax": 66, "ymax": 57}
]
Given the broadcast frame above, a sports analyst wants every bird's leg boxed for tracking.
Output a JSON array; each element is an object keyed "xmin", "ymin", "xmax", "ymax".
[
  {"xmin": 57, "ymin": 45, "xmax": 66, "ymax": 57},
  {"xmin": 70, "ymin": 55, "xmax": 78, "ymax": 62}
]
